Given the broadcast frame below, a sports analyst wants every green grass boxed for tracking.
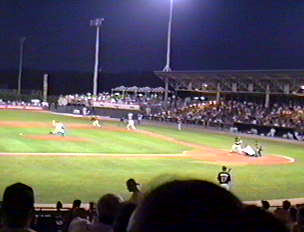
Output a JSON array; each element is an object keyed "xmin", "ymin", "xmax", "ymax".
[
  {"xmin": 0, "ymin": 110, "xmax": 303, "ymax": 203},
  {"xmin": 0, "ymin": 111, "xmax": 188, "ymax": 154}
]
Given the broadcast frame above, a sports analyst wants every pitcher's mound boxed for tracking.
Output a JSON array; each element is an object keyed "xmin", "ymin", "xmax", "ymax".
[{"xmin": 25, "ymin": 135, "xmax": 91, "ymax": 142}]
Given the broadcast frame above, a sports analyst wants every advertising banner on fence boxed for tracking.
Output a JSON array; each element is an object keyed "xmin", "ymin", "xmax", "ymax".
[
  {"xmin": 92, "ymin": 101, "xmax": 140, "ymax": 111},
  {"xmin": 0, "ymin": 105, "xmax": 43, "ymax": 110}
]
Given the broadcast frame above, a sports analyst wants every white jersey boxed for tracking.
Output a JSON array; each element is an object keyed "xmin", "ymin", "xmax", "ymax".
[
  {"xmin": 128, "ymin": 113, "xmax": 133, "ymax": 120},
  {"xmin": 54, "ymin": 122, "xmax": 65, "ymax": 134}
]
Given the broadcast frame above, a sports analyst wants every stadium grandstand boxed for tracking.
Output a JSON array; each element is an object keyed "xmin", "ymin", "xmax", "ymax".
[{"xmin": 155, "ymin": 69, "xmax": 304, "ymax": 107}]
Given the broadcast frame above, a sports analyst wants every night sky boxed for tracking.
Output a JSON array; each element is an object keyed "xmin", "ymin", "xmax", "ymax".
[{"xmin": 1, "ymin": 0, "xmax": 304, "ymax": 74}]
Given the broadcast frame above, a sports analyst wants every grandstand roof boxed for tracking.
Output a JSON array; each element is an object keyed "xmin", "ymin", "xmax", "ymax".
[
  {"xmin": 155, "ymin": 69, "xmax": 304, "ymax": 80},
  {"xmin": 154, "ymin": 69, "xmax": 304, "ymax": 95}
]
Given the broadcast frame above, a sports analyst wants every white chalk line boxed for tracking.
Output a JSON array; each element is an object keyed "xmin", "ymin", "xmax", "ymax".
[{"xmin": 0, "ymin": 152, "xmax": 187, "ymax": 158}]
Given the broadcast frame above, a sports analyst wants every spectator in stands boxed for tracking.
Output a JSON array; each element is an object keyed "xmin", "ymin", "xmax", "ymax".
[
  {"xmin": 293, "ymin": 207, "xmax": 304, "ymax": 232},
  {"xmin": 149, "ymin": 100, "xmax": 304, "ymax": 139},
  {"xmin": 274, "ymin": 200, "xmax": 292, "ymax": 224},
  {"xmin": 88, "ymin": 202, "xmax": 96, "ymax": 222},
  {"xmin": 128, "ymin": 179, "xmax": 244, "ymax": 232},
  {"xmin": 240, "ymin": 205, "xmax": 288, "ymax": 232},
  {"xmin": 86, "ymin": 194, "xmax": 122, "ymax": 232},
  {"xmin": 63, "ymin": 199, "xmax": 82, "ymax": 232},
  {"xmin": 126, "ymin": 178, "xmax": 143, "ymax": 205},
  {"xmin": 261, "ymin": 200, "xmax": 270, "ymax": 211},
  {"xmin": 113, "ymin": 202, "xmax": 136, "ymax": 232},
  {"xmin": 0, "ymin": 183, "xmax": 36, "ymax": 232},
  {"xmin": 290, "ymin": 207, "xmax": 298, "ymax": 228},
  {"xmin": 68, "ymin": 208, "xmax": 89, "ymax": 232},
  {"xmin": 56, "ymin": 201, "xmax": 63, "ymax": 211}
]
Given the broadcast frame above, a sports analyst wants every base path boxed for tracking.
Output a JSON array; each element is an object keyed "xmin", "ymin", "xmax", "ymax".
[{"xmin": 134, "ymin": 129, "xmax": 295, "ymax": 165}]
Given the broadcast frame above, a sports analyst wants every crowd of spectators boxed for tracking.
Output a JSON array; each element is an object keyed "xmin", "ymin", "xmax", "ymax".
[
  {"xmin": 57, "ymin": 92, "xmax": 164, "ymax": 107},
  {"xmin": 148, "ymin": 100, "xmax": 304, "ymax": 141},
  {"xmin": 0, "ymin": 99, "xmax": 49, "ymax": 108},
  {"xmin": 1, "ymin": 179, "xmax": 303, "ymax": 232}
]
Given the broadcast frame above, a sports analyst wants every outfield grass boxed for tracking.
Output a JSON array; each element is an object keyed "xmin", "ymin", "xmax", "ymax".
[{"xmin": 0, "ymin": 110, "xmax": 304, "ymax": 203}]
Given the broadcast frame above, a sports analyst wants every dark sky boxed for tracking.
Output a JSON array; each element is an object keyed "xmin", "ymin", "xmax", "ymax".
[{"xmin": 1, "ymin": 0, "xmax": 304, "ymax": 73}]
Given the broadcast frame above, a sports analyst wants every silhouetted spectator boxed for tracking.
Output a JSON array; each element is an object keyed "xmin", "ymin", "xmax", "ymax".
[
  {"xmin": 126, "ymin": 179, "xmax": 143, "ymax": 204},
  {"xmin": 56, "ymin": 201, "xmax": 63, "ymax": 212},
  {"xmin": 129, "ymin": 179, "xmax": 243, "ymax": 232},
  {"xmin": 62, "ymin": 200, "xmax": 82, "ymax": 232},
  {"xmin": 86, "ymin": 194, "xmax": 122, "ymax": 232},
  {"xmin": 290, "ymin": 207, "xmax": 298, "ymax": 222},
  {"xmin": 293, "ymin": 207, "xmax": 304, "ymax": 232},
  {"xmin": 261, "ymin": 200, "xmax": 270, "ymax": 211},
  {"xmin": 88, "ymin": 202, "xmax": 96, "ymax": 222},
  {"xmin": 0, "ymin": 183, "xmax": 36, "ymax": 232},
  {"xmin": 68, "ymin": 209, "xmax": 89, "ymax": 232},
  {"xmin": 72, "ymin": 200, "xmax": 81, "ymax": 210},
  {"xmin": 240, "ymin": 205, "xmax": 288, "ymax": 232},
  {"xmin": 113, "ymin": 202, "xmax": 136, "ymax": 232},
  {"xmin": 274, "ymin": 200, "xmax": 292, "ymax": 224}
]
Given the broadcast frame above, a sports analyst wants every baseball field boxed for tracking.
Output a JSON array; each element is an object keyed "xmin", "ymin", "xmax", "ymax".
[{"xmin": 0, "ymin": 110, "xmax": 303, "ymax": 203}]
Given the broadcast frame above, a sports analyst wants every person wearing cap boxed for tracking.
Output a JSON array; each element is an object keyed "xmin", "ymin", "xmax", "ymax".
[
  {"xmin": 0, "ymin": 182, "xmax": 36, "ymax": 232},
  {"xmin": 126, "ymin": 179, "xmax": 143, "ymax": 204}
]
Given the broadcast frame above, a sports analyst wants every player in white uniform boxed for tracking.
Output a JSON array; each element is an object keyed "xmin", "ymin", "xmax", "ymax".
[
  {"xmin": 126, "ymin": 113, "xmax": 136, "ymax": 130},
  {"xmin": 50, "ymin": 120, "xmax": 65, "ymax": 136},
  {"xmin": 91, "ymin": 117, "xmax": 102, "ymax": 128},
  {"xmin": 231, "ymin": 137, "xmax": 243, "ymax": 153},
  {"xmin": 177, "ymin": 118, "xmax": 182, "ymax": 131}
]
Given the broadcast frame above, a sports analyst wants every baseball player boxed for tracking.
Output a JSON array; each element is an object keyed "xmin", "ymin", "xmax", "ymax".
[
  {"xmin": 231, "ymin": 137, "xmax": 243, "ymax": 153},
  {"xmin": 90, "ymin": 116, "xmax": 102, "ymax": 128},
  {"xmin": 217, "ymin": 166, "xmax": 232, "ymax": 191},
  {"xmin": 254, "ymin": 142, "xmax": 263, "ymax": 157},
  {"xmin": 50, "ymin": 120, "xmax": 65, "ymax": 136},
  {"xmin": 177, "ymin": 117, "xmax": 182, "ymax": 131},
  {"xmin": 126, "ymin": 113, "xmax": 136, "ymax": 130}
]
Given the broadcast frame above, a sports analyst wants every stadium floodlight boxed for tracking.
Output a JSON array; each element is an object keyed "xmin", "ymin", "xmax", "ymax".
[
  {"xmin": 17, "ymin": 37, "xmax": 26, "ymax": 95},
  {"xmin": 90, "ymin": 18, "xmax": 104, "ymax": 96},
  {"xmin": 163, "ymin": 0, "xmax": 174, "ymax": 72}
]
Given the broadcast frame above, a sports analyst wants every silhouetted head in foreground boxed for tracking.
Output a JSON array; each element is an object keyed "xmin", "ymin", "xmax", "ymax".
[
  {"xmin": 129, "ymin": 179, "xmax": 243, "ymax": 232},
  {"xmin": 129, "ymin": 179, "xmax": 287, "ymax": 232},
  {"xmin": 97, "ymin": 194, "xmax": 122, "ymax": 225},
  {"xmin": 2, "ymin": 182, "xmax": 35, "ymax": 229}
]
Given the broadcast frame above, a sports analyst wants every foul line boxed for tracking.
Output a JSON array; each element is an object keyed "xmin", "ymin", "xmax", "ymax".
[{"xmin": 0, "ymin": 152, "xmax": 187, "ymax": 158}]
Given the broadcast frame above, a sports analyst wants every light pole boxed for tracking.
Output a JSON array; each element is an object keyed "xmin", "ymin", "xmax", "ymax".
[
  {"xmin": 17, "ymin": 37, "xmax": 26, "ymax": 95},
  {"xmin": 90, "ymin": 18, "xmax": 104, "ymax": 96},
  {"xmin": 163, "ymin": 0, "xmax": 174, "ymax": 72}
]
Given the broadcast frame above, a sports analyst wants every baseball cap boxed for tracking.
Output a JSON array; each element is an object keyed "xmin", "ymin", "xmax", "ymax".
[{"xmin": 127, "ymin": 178, "xmax": 139, "ymax": 186}]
